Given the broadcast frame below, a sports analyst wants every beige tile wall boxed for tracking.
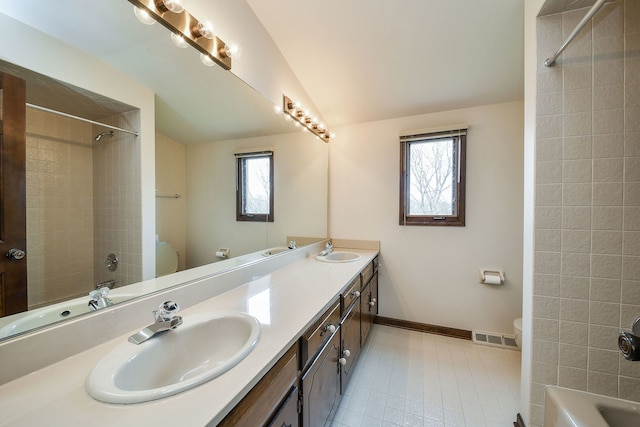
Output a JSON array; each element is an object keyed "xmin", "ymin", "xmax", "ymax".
[
  {"xmin": 25, "ymin": 109, "xmax": 94, "ymax": 307},
  {"xmin": 25, "ymin": 108, "xmax": 142, "ymax": 309},
  {"xmin": 92, "ymin": 110, "xmax": 142, "ymax": 288},
  {"xmin": 532, "ymin": 1, "xmax": 640, "ymax": 425}
]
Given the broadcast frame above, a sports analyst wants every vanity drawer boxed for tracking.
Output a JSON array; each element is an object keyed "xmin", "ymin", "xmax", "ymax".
[
  {"xmin": 361, "ymin": 261, "xmax": 375, "ymax": 287},
  {"xmin": 219, "ymin": 343, "xmax": 298, "ymax": 427},
  {"xmin": 341, "ymin": 276, "xmax": 361, "ymax": 315},
  {"xmin": 300, "ymin": 300, "xmax": 341, "ymax": 371}
]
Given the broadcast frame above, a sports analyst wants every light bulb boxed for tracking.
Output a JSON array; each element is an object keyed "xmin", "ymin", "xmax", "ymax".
[
  {"xmin": 170, "ymin": 32, "xmax": 189, "ymax": 48},
  {"xmin": 158, "ymin": 0, "xmax": 185, "ymax": 13},
  {"xmin": 200, "ymin": 53, "xmax": 216, "ymax": 67},
  {"xmin": 193, "ymin": 20, "xmax": 214, "ymax": 39},
  {"xmin": 134, "ymin": 6, "xmax": 156, "ymax": 25},
  {"xmin": 221, "ymin": 42, "xmax": 242, "ymax": 59},
  {"xmin": 284, "ymin": 115, "xmax": 293, "ymax": 121},
  {"xmin": 273, "ymin": 105, "xmax": 283, "ymax": 115}
]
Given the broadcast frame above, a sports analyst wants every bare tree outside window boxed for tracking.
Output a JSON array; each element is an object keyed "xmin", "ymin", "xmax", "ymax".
[
  {"xmin": 400, "ymin": 131, "xmax": 466, "ymax": 226},
  {"xmin": 408, "ymin": 139, "xmax": 455, "ymax": 216},
  {"xmin": 236, "ymin": 152, "xmax": 274, "ymax": 222},
  {"xmin": 244, "ymin": 157, "xmax": 270, "ymax": 214}
]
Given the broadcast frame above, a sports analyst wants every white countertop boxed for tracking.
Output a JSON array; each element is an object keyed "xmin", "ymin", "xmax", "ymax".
[{"xmin": 0, "ymin": 248, "xmax": 378, "ymax": 426}]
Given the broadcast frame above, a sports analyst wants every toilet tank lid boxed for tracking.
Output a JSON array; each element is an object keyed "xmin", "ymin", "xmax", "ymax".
[{"xmin": 514, "ymin": 318, "xmax": 522, "ymax": 330}]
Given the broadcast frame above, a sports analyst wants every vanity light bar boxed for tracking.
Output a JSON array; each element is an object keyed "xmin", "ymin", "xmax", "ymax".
[
  {"xmin": 282, "ymin": 95, "xmax": 333, "ymax": 143},
  {"xmin": 128, "ymin": 0, "xmax": 232, "ymax": 70}
]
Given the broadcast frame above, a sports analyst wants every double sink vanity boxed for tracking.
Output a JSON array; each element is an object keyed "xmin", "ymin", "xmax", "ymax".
[{"xmin": 0, "ymin": 240, "xmax": 379, "ymax": 426}]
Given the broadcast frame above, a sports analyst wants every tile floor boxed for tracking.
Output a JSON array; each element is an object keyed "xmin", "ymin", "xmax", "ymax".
[{"xmin": 330, "ymin": 325, "xmax": 521, "ymax": 427}]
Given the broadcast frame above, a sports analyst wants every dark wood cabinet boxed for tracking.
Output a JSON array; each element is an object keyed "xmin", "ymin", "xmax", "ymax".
[
  {"xmin": 301, "ymin": 328, "xmax": 341, "ymax": 427},
  {"xmin": 340, "ymin": 299, "xmax": 361, "ymax": 393},
  {"xmin": 218, "ymin": 344, "xmax": 298, "ymax": 427},
  {"xmin": 268, "ymin": 386, "xmax": 299, "ymax": 427},
  {"xmin": 300, "ymin": 301, "xmax": 341, "ymax": 371},
  {"xmin": 361, "ymin": 271, "xmax": 378, "ymax": 346},
  {"xmin": 222, "ymin": 254, "xmax": 380, "ymax": 427}
]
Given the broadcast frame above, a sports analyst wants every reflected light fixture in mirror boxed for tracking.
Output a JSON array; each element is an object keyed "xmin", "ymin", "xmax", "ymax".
[
  {"xmin": 281, "ymin": 95, "xmax": 334, "ymax": 143},
  {"xmin": 133, "ymin": 6, "xmax": 156, "ymax": 25},
  {"xmin": 129, "ymin": 0, "xmax": 232, "ymax": 70},
  {"xmin": 155, "ymin": 0, "xmax": 185, "ymax": 14},
  {"xmin": 170, "ymin": 32, "xmax": 189, "ymax": 48}
]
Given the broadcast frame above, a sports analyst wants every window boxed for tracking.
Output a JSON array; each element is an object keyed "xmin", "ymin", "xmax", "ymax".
[
  {"xmin": 399, "ymin": 128, "xmax": 467, "ymax": 226},
  {"xmin": 236, "ymin": 150, "xmax": 274, "ymax": 222}
]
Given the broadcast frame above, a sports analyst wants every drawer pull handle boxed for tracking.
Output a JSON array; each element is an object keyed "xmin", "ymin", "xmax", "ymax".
[
  {"xmin": 339, "ymin": 357, "xmax": 347, "ymax": 366},
  {"xmin": 369, "ymin": 298, "xmax": 377, "ymax": 307},
  {"xmin": 352, "ymin": 290, "xmax": 360, "ymax": 298},
  {"xmin": 343, "ymin": 349, "xmax": 351, "ymax": 357},
  {"xmin": 321, "ymin": 323, "xmax": 336, "ymax": 336}
]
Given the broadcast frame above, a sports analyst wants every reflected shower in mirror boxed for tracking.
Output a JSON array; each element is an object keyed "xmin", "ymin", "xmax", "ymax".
[{"xmin": 0, "ymin": 0, "xmax": 328, "ymax": 341}]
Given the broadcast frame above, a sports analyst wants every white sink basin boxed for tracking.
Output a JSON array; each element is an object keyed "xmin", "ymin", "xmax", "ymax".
[
  {"xmin": 545, "ymin": 386, "xmax": 640, "ymax": 427},
  {"xmin": 86, "ymin": 311, "xmax": 261, "ymax": 404},
  {"xmin": 0, "ymin": 294, "xmax": 137, "ymax": 338},
  {"xmin": 316, "ymin": 251, "xmax": 361, "ymax": 263},
  {"xmin": 262, "ymin": 246, "xmax": 289, "ymax": 256}
]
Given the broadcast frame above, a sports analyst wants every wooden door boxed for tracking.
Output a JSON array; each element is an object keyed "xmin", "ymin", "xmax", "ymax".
[
  {"xmin": 301, "ymin": 328, "xmax": 341, "ymax": 427},
  {"xmin": 0, "ymin": 72, "xmax": 27, "ymax": 317}
]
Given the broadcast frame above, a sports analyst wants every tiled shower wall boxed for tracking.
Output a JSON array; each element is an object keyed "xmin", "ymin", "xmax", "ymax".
[
  {"xmin": 92, "ymin": 110, "xmax": 142, "ymax": 288},
  {"xmin": 26, "ymin": 109, "xmax": 94, "ymax": 307},
  {"xmin": 25, "ymin": 109, "xmax": 141, "ymax": 308},
  {"xmin": 532, "ymin": 1, "xmax": 640, "ymax": 425}
]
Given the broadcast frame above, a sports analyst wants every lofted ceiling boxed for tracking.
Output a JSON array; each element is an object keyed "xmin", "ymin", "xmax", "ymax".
[
  {"xmin": 0, "ymin": 0, "xmax": 531, "ymax": 139},
  {"xmin": 247, "ymin": 0, "xmax": 526, "ymax": 127}
]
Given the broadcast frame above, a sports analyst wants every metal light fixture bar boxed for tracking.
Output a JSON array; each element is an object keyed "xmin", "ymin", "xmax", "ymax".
[
  {"xmin": 282, "ymin": 95, "xmax": 332, "ymax": 143},
  {"xmin": 128, "ymin": 0, "xmax": 232, "ymax": 70}
]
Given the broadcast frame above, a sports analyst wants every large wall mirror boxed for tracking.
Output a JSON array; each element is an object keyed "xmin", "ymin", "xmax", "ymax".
[{"xmin": 0, "ymin": 0, "xmax": 328, "ymax": 340}]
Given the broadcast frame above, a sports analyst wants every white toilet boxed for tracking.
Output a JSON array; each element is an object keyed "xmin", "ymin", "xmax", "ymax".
[
  {"xmin": 156, "ymin": 241, "xmax": 178, "ymax": 277},
  {"xmin": 514, "ymin": 318, "xmax": 522, "ymax": 350}
]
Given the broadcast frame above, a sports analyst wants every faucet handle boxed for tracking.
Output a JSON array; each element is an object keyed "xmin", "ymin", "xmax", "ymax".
[{"xmin": 156, "ymin": 300, "xmax": 180, "ymax": 321}]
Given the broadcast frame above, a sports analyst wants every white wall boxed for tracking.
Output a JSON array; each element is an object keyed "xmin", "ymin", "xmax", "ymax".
[
  {"xmin": 187, "ymin": 0, "xmax": 321, "ymax": 121},
  {"xmin": 330, "ymin": 101, "xmax": 524, "ymax": 334},
  {"xmin": 155, "ymin": 133, "xmax": 187, "ymax": 273},
  {"xmin": 185, "ymin": 132, "xmax": 328, "ymax": 268},
  {"xmin": 522, "ymin": 0, "xmax": 546, "ymax": 424}
]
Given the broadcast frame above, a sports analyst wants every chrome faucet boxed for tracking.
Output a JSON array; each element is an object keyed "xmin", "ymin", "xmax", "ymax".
[
  {"xmin": 288, "ymin": 240, "xmax": 297, "ymax": 249},
  {"xmin": 128, "ymin": 301, "xmax": 183, "ymax": 345},
  {"xmin": 88, "ymin": 287, "xmax": 113, "ymax": 311},
  {"xmin": 95, "ymin": 279, "xmax": 116, "ymax": 290},
  {"xmin": 320, "ymin": 242, "xmax": 333, "ymax": 256}
]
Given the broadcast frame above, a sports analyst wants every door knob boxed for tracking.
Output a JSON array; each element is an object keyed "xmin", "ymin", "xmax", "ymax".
[{"xmin": 6, "ymin": 248, "xmax": 26, "ymax": 260}]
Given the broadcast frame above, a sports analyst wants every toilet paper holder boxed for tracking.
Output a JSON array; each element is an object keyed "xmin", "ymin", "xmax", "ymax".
[
  {"xmin": 479, "ymin": 269, "xmax": 505, "ymax": 285},
  {"xmin": 216, "ymin": 248, "xmax": 230, "ymax": 259}
]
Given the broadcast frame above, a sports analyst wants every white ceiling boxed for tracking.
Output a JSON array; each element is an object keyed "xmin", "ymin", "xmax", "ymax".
[
  {"xmin": 1, "ymin": 0, "xmax": 527, "ymax": 140},
  {"xmin": 247, "ymin": 0, "xmax": 525, "ymax": 127}
]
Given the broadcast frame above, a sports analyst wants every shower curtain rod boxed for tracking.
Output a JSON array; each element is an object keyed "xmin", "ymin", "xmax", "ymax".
[
  {"xmin": 26, "ymin": 103, "xmax": 140, "ymax": 137},
  {"xmin": 544, "ymin": 0, "xmax": 607, "ymax": 67}
]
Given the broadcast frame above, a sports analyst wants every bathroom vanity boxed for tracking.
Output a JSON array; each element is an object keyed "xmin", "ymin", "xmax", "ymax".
[{"xmin": 0, "ymin": 241, "xmax": 379, "ymax": 426}]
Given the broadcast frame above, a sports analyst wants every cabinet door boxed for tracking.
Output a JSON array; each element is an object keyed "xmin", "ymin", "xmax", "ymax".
[
  {"xmin": 219, "ymin": 344, "xmax": 298, "ymax": 426},
  {"xmin": 301, "ymin": 328, "xmax": 341, "ymax": 427},
  {"xmin": 268, "ymin": 386, "xmax": 299, "ymax": 427},
  {"xmin": 340, "ymin": 300, "xmax": 361, "ymax": 393},
  {"xmin": 361, "ymin": 272, "xmax": 378, "ymax": 346}
]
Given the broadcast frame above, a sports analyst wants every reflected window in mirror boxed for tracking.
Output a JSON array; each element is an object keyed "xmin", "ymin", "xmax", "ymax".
[{"xmin": 235, "ymin": 150, "xmax": 274, "ymax": 222}]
